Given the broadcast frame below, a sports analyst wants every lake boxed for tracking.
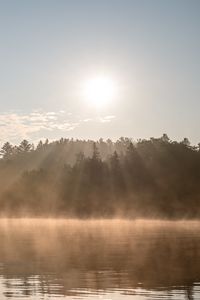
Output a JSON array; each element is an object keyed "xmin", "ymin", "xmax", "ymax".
[{"xmin": 0, "ymin": 219, "xmax": 199, "ymax": 299}]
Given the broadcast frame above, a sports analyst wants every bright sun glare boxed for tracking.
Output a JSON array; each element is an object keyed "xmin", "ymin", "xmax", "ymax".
[{"xmin": 83, "ymin": 77, "xmax": 116, "ymax": 108}]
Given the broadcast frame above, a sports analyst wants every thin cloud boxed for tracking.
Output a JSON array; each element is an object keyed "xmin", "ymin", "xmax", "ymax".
[
  {"xmin": 0, "ymin": 111, "xmax": 116, "ymax": 145},
  {"xmin": 83, "ymin": 116, "xmax": 116, "ymax": 123},
  {"xmin": 98, "ymin": 115, "xmax": 116, "ymax": 123},
  {"xmin": 0, "ymin": 111, "xmax": 79, "ymax": 144}
]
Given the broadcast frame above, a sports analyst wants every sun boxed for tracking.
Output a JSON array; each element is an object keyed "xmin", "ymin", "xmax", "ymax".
[{"xmin": 83, "ymin": 77, "xmax": 116, "ymax": 108}]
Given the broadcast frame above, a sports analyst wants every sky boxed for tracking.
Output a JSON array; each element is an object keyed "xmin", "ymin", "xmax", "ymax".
[{"xmin": 0, "ymin": 0, "xmax": 200, "ymax": 145}]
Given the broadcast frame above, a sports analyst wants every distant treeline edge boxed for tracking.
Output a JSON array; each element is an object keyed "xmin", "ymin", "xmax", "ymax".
[{"xmin": 0, "ymin": 134, "xmax": 199, "ymax": 218}]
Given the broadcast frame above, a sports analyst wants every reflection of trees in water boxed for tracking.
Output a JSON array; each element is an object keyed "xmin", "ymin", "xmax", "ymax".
[
  {"xmin": 186, "ymin": 285, "xmax": 194, "ymax": 300},
  {"xmin": 0, "ymin": 220, "xmax": 199, "ymax": 298},
  {"xmin": 2, "ymin": 276, "xmax": 197, "ymax": 299}
]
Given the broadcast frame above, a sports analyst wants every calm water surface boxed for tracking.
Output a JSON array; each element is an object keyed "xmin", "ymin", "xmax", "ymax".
[{"xmin": 0, "ymin": 219, "xmax": 200, "ymax": 299}]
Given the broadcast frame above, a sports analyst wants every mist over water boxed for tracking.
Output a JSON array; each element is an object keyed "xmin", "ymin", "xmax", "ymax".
[{"xmin": 0, "ymin": 219, "xmax": 199, "ymax": 299}]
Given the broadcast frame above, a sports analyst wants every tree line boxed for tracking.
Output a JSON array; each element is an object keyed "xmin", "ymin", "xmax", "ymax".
[{"xmin": 0, "ymin": 134, "xmax": 200, "ymax": 218}]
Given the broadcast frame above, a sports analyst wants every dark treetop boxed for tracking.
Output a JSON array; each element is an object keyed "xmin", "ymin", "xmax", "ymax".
[{"xmin": 0, "ymin": 134, "xmax": 199, "ymax": 218}]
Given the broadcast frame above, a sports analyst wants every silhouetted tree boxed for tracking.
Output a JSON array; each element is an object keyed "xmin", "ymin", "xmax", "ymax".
[
  {"xmin": 36, "ymin": 140, "xmax": 44, "ymax": 150},
  {"xmin": 181, "ymin": 137, "xmax": 190, "ymax": 147},
  {"xmin": 0, "ymin": 142, "xmax": 14, "ymax": 159},
  {"xmin": 0, "ymin": 135, "xmax": 200, "ymax": 218},
  {"xmin": 18, "ymin": 140, "xmax": 33, "ymax": 153},
  {"xmin": 92, "ymin": 143, "xmax": 100, "ymax": 161},
  {"xmin": 161, "ymin": 133, "xmax": 170, "ymax": 143}
]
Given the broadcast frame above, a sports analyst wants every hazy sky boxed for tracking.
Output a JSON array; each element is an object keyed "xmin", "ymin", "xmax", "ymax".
[{"xmin": 0, "ymin": 0, "xmax": 200, "ymax": 145}]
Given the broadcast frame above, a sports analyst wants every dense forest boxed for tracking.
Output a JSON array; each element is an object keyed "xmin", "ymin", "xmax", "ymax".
[{"xmin": 0, "ymin": 134, "xmax": 200, "ymax": 218}]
